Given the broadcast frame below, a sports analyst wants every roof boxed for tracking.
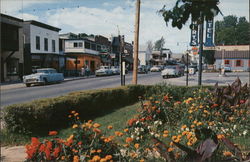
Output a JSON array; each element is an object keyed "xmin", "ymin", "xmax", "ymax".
[
  {"xmin": 24, "ymin": 20, "xmax": 61, "ymax": 32},
  {"xmin": 214, "ymin": 50, "xmax": 250, "ymax": 59},
  {"xmin": 0, "ymin": 14, "xmax": 23, "ymax": 27},
  {"xmin": 0, "ymin": 13, "xmax": 23, "ymax": 22}
]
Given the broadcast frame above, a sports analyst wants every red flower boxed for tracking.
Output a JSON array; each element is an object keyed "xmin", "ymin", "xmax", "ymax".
[
  {"xmin": 211, "ymin": 104, "xmax": 219, "ymax": 108},
  {"xmin": 53, "ymin": 147, "xmax": 61, "ymax": 158},
  {"xmin": 240, "ymin": 100, "xmax": 245, "ymax": 104},
  {"xmin": 45, "ymin": 148, "xmax": 51, "ymax": 160},
  {"xmin": 39, "ymin": 144, "xmax": 46, "ymax": 152},
  {"xmin": 78, "ymin": 141, "xmax": 83, "ymax": 145},
  {"xmin": 128, "ymin": 118, "xmax": 137, "ymax": 126},
  {"xmin": 49, "ymin": 131, "xmax": 58, "ymax": 136}
]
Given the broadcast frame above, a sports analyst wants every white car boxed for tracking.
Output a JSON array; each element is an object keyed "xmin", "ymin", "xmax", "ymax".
[
  {"xmin": 161, "ymin": 66, "xmax": 180, "ymax": 79},
  {"xmin": 23, "ymin": 68, "xmax": 64, "ymax": 87},
  {"xmin": 95, "ymin": 66, "xmax": 112, "ymax": 76},
  {"xmin": 110, "ymin": 66, "xmax": 120, "ymax": 75},
  {"xmin": 150, "ymin": 66, "xmax": 162, "ymax": 72}
]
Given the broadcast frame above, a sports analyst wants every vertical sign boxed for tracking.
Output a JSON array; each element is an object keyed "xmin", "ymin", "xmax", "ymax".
[
  {"xmin": 204, "ymin": 18, "xmax": 214, "ymax": 47},
  {"xmin": 190, "ymin": 21, "xmax": 198, "ymax": 46}
]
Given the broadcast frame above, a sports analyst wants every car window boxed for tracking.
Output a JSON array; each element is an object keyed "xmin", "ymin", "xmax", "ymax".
[{"xmin": 37, "ymin": 69, "xmax": 49, "ymax": 73}]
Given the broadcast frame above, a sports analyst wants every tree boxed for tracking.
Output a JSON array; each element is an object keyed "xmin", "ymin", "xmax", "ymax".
[
  {"xmin": 159, "ymin": 0, "xmax": 221, "ymax": 29},
  {"xmin": 215, "ymin": 15, "xmax": 250, "ymax": 45},
  {"xmin": 154, "ymin": 37, "xmax": 165, "ymax": 50},
  {"xmin": 146, "ymin": 40, "xmax": 153, "ymax": 52}
]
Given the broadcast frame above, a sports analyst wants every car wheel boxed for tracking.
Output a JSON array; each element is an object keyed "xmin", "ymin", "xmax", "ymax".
[
  {"xmin": 43, "ymin": 78, "xmax": 48, "ymax": 85},
  {"xmin": 26, "ymin": 83, "xmax": 31, "ymax": 87}
]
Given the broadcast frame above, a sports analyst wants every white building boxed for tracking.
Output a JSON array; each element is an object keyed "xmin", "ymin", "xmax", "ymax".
[
  {"xmin": 138, "ymin": 45, "xmax": 152, "ymax": 65},
  {"xmin": 23, "ymin": 20, "xmax": 62, "ymax": 72}
]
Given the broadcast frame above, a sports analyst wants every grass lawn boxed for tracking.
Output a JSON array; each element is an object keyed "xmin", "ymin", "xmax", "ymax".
[{"xmin": 1, "ymin": 102, "xmax": 141, "ymax": 146}]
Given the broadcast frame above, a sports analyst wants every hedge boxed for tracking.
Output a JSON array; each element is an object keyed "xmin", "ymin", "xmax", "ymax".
[{"xmin": 3, "ymin": 85, "xmax": 150, "ymax": 135}]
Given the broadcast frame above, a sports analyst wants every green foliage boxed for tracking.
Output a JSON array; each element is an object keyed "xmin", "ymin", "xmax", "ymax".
[
  {"xmin": 3, "ymin": 85, "xmax": 149, "ymax": 135},
  {"xmin": 215, "ymin": 15, "xmax": 250, "ymax": 45},
  {"xmin": 159, "ymin": 0, "xmax": 221, "ymax": 29},
  {"xmin": 154, "ymin": 37, "xmax": 165, "ymax": 50},
  {"xmin": 203, "ymin": 50, "xmax": 215, "ymax": 64}
]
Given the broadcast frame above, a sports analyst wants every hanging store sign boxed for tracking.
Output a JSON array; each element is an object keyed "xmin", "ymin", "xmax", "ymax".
[
  {"xmin": 190, "ymin": 21, "xmax": 198, "ymax": 46},
  {"xmin": 204, "ymin": 18, "xmax": 214, "ymax": 47}
]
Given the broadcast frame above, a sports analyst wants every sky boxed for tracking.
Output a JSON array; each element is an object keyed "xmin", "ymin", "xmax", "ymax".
[{"xmin": 1, "ymin": 0, "xmax": 249, "ymax": 53}]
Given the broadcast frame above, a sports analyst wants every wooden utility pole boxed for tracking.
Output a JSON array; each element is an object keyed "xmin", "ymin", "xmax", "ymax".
[
  {"xmin": 132, "ymin": 0, "xmax": 140, "ymax": 84},
  {"xmin": 198, "ymin": 14, "xmax": 204, "ymax": 86}
]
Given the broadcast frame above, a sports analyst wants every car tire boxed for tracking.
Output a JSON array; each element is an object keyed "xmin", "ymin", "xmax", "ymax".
[
  {"xmin": 26, "ymin": 83, "xmax": 31, "ymax": 87},
  {"xmin": 43, "ymin": 78, "xmax": 48, "ymax": 85}
]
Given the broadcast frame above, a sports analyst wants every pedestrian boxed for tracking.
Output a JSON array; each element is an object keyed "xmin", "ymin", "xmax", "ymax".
[
  {"xmin": 81, "ymin": 66, "xmax": 85, "ymax": 76},
  {"xmin": 85, "ymin": 66, "xmax": 90, "ymax": 77}
]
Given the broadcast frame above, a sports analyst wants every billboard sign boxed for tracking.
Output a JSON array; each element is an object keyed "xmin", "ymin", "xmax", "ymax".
[
  {"xmin": 204, "ymin": 19, "xmax": 214, "ymax": 47},
  {"xmin": 190, "ymin": 21, "xmax": 198, "ymax": 46}
]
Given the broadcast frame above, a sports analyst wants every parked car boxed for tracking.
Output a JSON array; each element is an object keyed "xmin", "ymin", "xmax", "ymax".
[
  {"xmin": 95, "ymin": 66, "xmax": 112, "ymax": 76},
  {"xmin": 150, "ymin": 66, "xmax": 162, "ymax": 72},
  {"xmin": 223, "ymin": 66, "xmax": 232, "ymax": 72},
  {"xmin": 23, "ymin": 68, "xmax": 64, "ymax": 87},
  {"xmin": 161, "ymin": 66, "xmax": 181, "ymax": 78},
  {"xmin": 110, "ymin": 66, "xmax": 120, "ymax": 75},
  {"xmin": 138, "ymin": 65, "xmax": 148, "ymax": 74}
]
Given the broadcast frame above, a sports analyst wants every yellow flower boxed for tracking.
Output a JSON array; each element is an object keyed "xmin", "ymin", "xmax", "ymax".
[
  {"xmin": 188, "ymin": 110, "xmax": 193, "ymax": 113},
  {"xmin": 187, "ymin": 141, "xmax": 192, "ymax": 146},
  {"xmin": 134, "ymin": 143, "xmax": 140, "ymax": 149},
  {"xmin": 93, "ymin": 123, "xmax": 101, "ymax": 128},
  {"xmin": 72, "ymin": 124, "xmax": 78, "ymax": 129},
  {"xmin": 163, "ymin": 134, "xmax": 168, "ymax": 137}
]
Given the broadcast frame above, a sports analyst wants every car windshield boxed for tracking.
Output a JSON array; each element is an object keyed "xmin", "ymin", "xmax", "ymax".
[
  {"xmin": 37, "ymin": 69, "xmax": 49, "ymax": 73},
  {"xmin": 165, "ymin": 66, "xmax": 176, "ymax": 69}
]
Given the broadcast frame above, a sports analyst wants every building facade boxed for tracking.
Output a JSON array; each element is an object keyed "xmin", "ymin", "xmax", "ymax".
[
  {"xmin": 1, "ymin": 14, "xmax": 24, "ymax": 82},
  {"xmin": 150, "ymin": 49, "xmax": 172, "ymax": 65},
  {"xmin": 214, "ymin": 45, "xmax": 250, "ymax": 71},
  {"xmin": 64, "ymin": 39, "xmax": 101, "ymax": 73},
  {"xmin": 23, "ymin": 20, "xmax": 61, "ymax": 73}
]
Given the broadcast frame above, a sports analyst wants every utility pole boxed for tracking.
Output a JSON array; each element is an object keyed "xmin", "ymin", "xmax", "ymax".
[
  {"xmin": 132, "ymin": 0, "xmax": 140, "ymax": 84},
  {"xmin": 198, "ymin": 14, "xmax": 204, "ymax": 86}
]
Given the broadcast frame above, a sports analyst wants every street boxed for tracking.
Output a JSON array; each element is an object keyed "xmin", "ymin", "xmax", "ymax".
[{"xmin": 1, "ymin": 72, "xmax": 249, "ymax": 107}]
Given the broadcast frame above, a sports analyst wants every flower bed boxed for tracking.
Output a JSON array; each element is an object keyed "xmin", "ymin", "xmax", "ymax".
[{"xmin": 25, "ymin": 79, "xmax": 250, "ymax": 161}]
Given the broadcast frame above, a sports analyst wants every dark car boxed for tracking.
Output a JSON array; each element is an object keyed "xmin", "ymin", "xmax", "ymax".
[{"xmin": 138, "ymin": 65, "xmax": 148, "ymax": 74}]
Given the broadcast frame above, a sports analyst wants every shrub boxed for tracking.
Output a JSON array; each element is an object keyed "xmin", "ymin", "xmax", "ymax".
[{"xmin": 3, "ymin": 85, "xmax": 148, "ymax": 135}]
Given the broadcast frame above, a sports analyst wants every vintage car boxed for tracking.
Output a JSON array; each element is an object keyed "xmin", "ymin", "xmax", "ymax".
[
  {"xmin": 161, "ymin": 65, "xmax": 182, "ymax": 78},
  {"xmin": 110, "ymin": 66, "xmax": 120, "ymax": 75},
  {"xmin": 95, "ymin": 66, "xmax": 112, "ymax": 76},
  {"xmin": 150, "ymin": 66, "xmax": 162, "ymax": 72},
  {"xmin": 138, "ymin": 65, "xmax": 148, "ymax": 74},
  {"xmin": 23, "ymin": 68, "xmax": 64, "ymax": 87}
]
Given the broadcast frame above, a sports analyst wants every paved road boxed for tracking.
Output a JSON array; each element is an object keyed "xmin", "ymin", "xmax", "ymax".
[{"xmin": 1, "ymin": 72, "xmax": 249, "ymax": 107}]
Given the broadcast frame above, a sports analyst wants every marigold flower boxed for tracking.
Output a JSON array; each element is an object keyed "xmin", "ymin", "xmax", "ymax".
[
  {"xmin": 130, "ymin": 152, "xmax": 138, "ymax": 158},
  {"xmin": 167, "ymin": 147, "xmax": 174, "ymax": 152},
  {"xmin": 88, "ymin": 120, "xmax": 93, "ymax": 123},
  {"xmin": 182, "ymin": 131, "xmax": 188, "ymax": 136},
  {"xmin": 191, "ymin": 124, "xmax": 195, "ymax": 128},
  {"xmin": 140, "ymin": 159, "xmax": 145, "ymax": 162},
  {"xmin": 93, "ymin": 123, "xmax": 101, "ymax": 128},
  {"xmin": 53, "ymin": 147, "xmax": 61, "ymax": 158},
  {"xmin": 104, "ymin": 137, "xmax": 112, "ymax": 143},
  {"xmin": 72, "ymin": 124, "xmax": 78, "ymax": 129},
  {"xmin": 97, "ymin": 149, "xmax": 102, "ymax": 153},
  {"xmin": 124, "ymin": 128, "xmax": 129, "ymax": 132},
  {"xmin": 107, "ymin": 125, "xmax": 113, "ymax": 129},
  {"xmin": 123, "ymin": 144, "xmax": 129, "ymax": 147},
  {"xmin": 105, "ymin": 155, "xmax": 112, "ymax": 160},
  {"xmin": 217, "ymin": 134, "xmax": 225, "ymax": 140},
  {"xmin": 71, "ymin": 111, "xmax": 76, "ymax": 114},
  {"xmin": 92, "ymin": 155, "xmax": 101, "ymax": 161},
  {"xmin": 73, "ymin": 155, "xmax": 79, "ymax": 162},
  {"xmin": 100, "ymin": 158, "xmax": 107, "ymax": 162},
  {"xmin": 169, "ymin": 141, "xmax": 174, "ymax": 146},
  {"xmin": 197, "ymin": 122, "xmax": 203, "ymax": 126},
  {"xmin": 134, "ymin": 143, "xmax": 140, "ymax": 149},
  {"xmin": 90, "ymin": 150, "xmax": 96, "ymax": 153},
  {"xmin": 163, "ymin": 134, "xmax": 168, "ymax": 137},
  {"xmin": 74, "ymin": 113, "xmax": 79, "ymax": 116},
  {"xmin": 93, "ymin": 128, "xmax": 102, "ymax": 134},
  {"xmin": 68, "ymin": 115, "xmax": 72, "ymax": 118},
  {"xmin": 126, "ymin": 137, "xmax": 133, "ymax": 143},
  {"xmin": 61, "ymin": 156, "xmax": 65, "ymax": 160},
  {"xmin": 115, "ymin": 131, "xmax": 124, "ymax": 137},
  {"xmin": 48, "ymin": 131, "xmax": 58, "ymax": 136},
  {"xmin": 172, "ymin": 136, "xmax": 177, "ymax": 140},
  {"xmin": 187, "ymin": 141, "xmax": 192, "ymax": 146},
  {"xmin": 181, "ymin": 125, "xmax": 187, "ymax": 129},
  {"xmin": 223, "ymin": 151, "xmax": 233, "ymax": 157}
]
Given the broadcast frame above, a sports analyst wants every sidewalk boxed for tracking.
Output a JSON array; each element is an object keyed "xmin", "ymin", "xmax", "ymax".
[
  {"xmin": 0, "ymin": 75, "xmax": 94, "ymax": 91},
  {"xmin": 1, "ymin": 146, "xmax": 26, "ymax": 162}
]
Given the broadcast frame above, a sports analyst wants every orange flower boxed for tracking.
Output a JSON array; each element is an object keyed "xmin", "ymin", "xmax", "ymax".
[
  {"xmin": 124, "ymin": 128, "xmax": 129, "ymax": 132},
  {"xmin": 93, "ymin": 123, "xmax": 101, "ymax": 128},
  {"xmin": 105, "ymin": 155, "xmax": 112, "ymax": 160},
  {"xmin": 223, "ymin": 151, "xmax": 233, "ymax": 157},
  {"xmin": 126, "ymin": 137, "xmax": 133, "ymax": 143},
  {"xmin": 72, "ymin": 124, "xmax": 78, "ymax": 129},
  {"xmin": 73, "ymin": 155, "xmax": 79, "ymax": 162},
  {"xmin": 163, "ymin": 95, "xmax": 169, "ymax": 101},
  {"xmin": 181, "ymin": 125, "xmax": 187, "ymax": 129},
  {"xmin": 100, "ymin": 158, "xmax": 107, "ymax": 162},
  {"xmin": 53, "ymin": 147, "xmax": 61, "ymax": 158},
  {"xmin": 134, "ymin": 143, "xmax": 140, "ymax": 149},
  {"xmin": 217, "ymin": 134, "xmax": 225, "ymax": 140},
  {"xmin": 127, "ymin": 118, "xmax": 137, "ymax": 126},
  {"xmin": 93, "ymin": 128, "xmax": 102, "ymax": 134},
  {"xmin": 167, "ymin": 147, "xmax": 174, "ymax": 152},
  {"xmin": 107, "ymin": 125, "xmax": 113, "ymax": 129},
  {"xmin": 140, "ymin": 159, "xmax": 145, "ymax": 162},
  {"xmin": 92, "ymin": 155, "xmax": 101, "ymax": 161},
  {"xmin": 123, "ymin": 144, "xmax": 129, "ymax": 147},
  {"xmin": 163, "ymin": 134, "xmax": 168, "ymax": 137},
  {"xmin": 48, "ymin": 131, "xmax": 58, "ymax": 136},
  {"xmin": 78, "ymin": 141, "xmax": 82, "ymax": 145},
  {"xmin": 211, "ymin": 104, "xmax": 218, "ymax": 108},
  {"xmin": 115, "ymin": 131, "xmax": 124, "ymax": 137},
  {"xmin": 61, "ymin": 156, "xmax": 65, "ymax": 160},
  {"xmin": 97, "ymin": 149, "xmax": 102, "ymax": 153},
  {"xmin": 71, "ymin": 110, "xmax": 76, "ymax": 114},
  {"xmin": 74, "ymin": 113, "xmax": 79, "ymax": 116},
  {"xmin": 104, "ymin": 137, "xmax": 112, "ymax": 143}
]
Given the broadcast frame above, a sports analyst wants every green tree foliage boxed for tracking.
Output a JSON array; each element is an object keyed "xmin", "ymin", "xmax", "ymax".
[
  {"xmin": 215, "ymin": 15, "xmax": 250, "ymax": 45},
  {"xmin": 154, "ymin": 37, "xmax": 165, "ymax": 50},
  {"xmin": 159, "ymin": 0, "xmax": 221, "ymax": 29}
]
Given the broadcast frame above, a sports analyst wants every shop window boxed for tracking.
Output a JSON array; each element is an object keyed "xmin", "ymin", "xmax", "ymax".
[
  {"xmin": 85, "ymin": 42, "xmax": 91, "ymax": 49},
  {"xmin": 91, "ymin": 43, "xmax": 96, "ymax": 50},
  {"xmin": 236, "ymin": 60, "xmax": 242, "ymax": 67},
  {"xmin": 52, "ymin": 40, "xmax": 56, "ymax": 52},
  {"xmin": 224, "ymin": 60, "xmax": 230, "ymax": 65},
  {"xmin": 36, "ymin": 36, "xmax": 40, "ymax": 50},
  {"xmin": 74, "ymin": 42, "xmax": 78, "ymax": 47},
  {"xmin": 44, "ymin": 38, "xmax": 48, "ymax": 51},
  {"xmin": 79, "ymin": 42, "xmax": 83, "ymax": 47},
  {"xmin": 7, "ymin": 58, "xmax": 19, "ymax": 75}
]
